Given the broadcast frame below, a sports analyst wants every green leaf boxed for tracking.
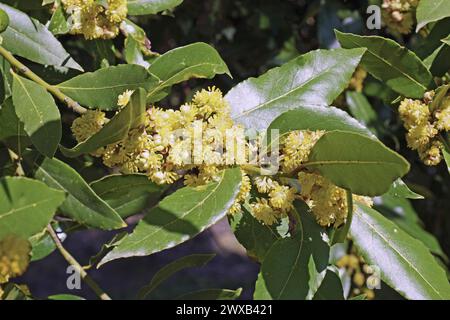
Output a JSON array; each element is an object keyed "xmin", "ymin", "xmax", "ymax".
[
  {"xmin": 0, "ymin": 3, "xmax": 82, "ymax": 71},
  {"xmin": 127, "ymin": 0, "xmax": 183, "ymax": 15},
  {"xmin": 90, "ymin": 174, "xmax": 166, "ymax": 218},
  {"xmin": 254, "ymin": 201, "xmax": 330, "ymax": 300},
  {"xmin": 48, "ymin": 4, "xmax": 69, "ymax": 35},
  {"xmin": 345, "ymin": 91, "xmax": 377, "ymax": 130},
  {"xmin": 0, "ymin": 97, "xmax": 26, "ymax": 141},
  {"xmin": 61, "ymin": 88, "xmax": 147, "ymax": 157},
  {"xmin": 48, "ymin": 294, "xmax": 85, "ymax": 300},
  {"xmin": 416, "ymin": 0, "xmax": 450, "ymax": 32},
  {"xmin": 385, "ymin": 179, "xmax": 424, "ymax": 200},
  {"xmin": 267, "ymin": 104, "xmax": 374, "ymax": 141},
  {"xmin": 0, "ymin": 176, "xmax": 65, "ymax": 239},
  {"xmin": 443, "ymin": 147, "xmax": 450, "ymax": 174},
  {"xmin": 12, "ymin": 74, "xmax": 61, "ymax": 158},
  {"xmin": 56, "ymin": 64, "xmax": 157, "ymax": 110},
  {"xmin": 423, "ymin": 43, "xmax": 450, "ymax": 77},
  {"xmin": 307, "ymin": 131, "xmax": 410, "ymax": 196},
  {"xmin": 34, "ymin": 156, "xmax": 126, "ymax": 230},
  {"xmin": 124, "ymin": 37, "xmax": 150, "ymax": 68},
  {"xmin": 229, "ymin": 206, "xmax": 280, "ymax": 262},
  {"xmin": 374, "ymin": 194, "xmax": 446, "ymax": 260},
  {"xmin": 313, "ymin": 268, "xmax": 345, "ymax": 300},
  {"xmin": 98, "ymin": 167, "xmax": 242, "ymax": 266},
  {"xmin": 147, "ymin": 43, "xmax": 230, "ymax": 102},
  {"xmin": 29, "ymin": 230, "xmax": 56, "ymax": 262},
  {"xmin": 350, "ymin": 204, "xmax": 450, "ymax": 300},
  {"xmin": 176, "ymin": 288, "xmax": 242, "ymax": 300},
  {"xmin": 226, "ymin": 48, "xmax": 365, "ymax": 131},
  {"xmin": 138, "ymin": 253, "xmax": 215, "ymax": 299},
  {"xmin": 336, "ymin": 31, "xmax": 432, "ymax": 98},
  {"xmin": 1, "ymin": 283, "xmax": 32, "ymax": 300}
]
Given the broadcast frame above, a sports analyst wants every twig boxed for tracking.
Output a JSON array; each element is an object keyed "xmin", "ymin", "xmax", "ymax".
[
  {"xmin": 0, "ymin": 46, "xmax": 87, "ymax": 114},
  {"xmin": 46, "ymin": 225, "xmax": 112, "ymax": 300}
]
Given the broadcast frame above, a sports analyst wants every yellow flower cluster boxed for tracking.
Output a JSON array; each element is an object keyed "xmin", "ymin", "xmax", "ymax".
[
  {"xmin": 381, "ymin": 0, "xmax": 419, "ymax": 34},
  {"xmin": 348, "ymin": 67, "xmax": 367, "ymax": 93},
  {"xmin": 72, "ymin": 87, "xmax": 244, "ymax": 186},
  {"xmin": 298, "ymin": 172, "xmax": 372, "ymax": 227},
  {"xmin": 337, "ymin": 253, "xmax": 379, "ymax": 299},
  {"xmin": 280, "ymin": 130, "xmax": 324, "ymax": 174},
  {"xmin": 71, "ymin": 109, "xmax": 106, "ymax": 143},
  {"xmin": 398, "ymin": 93, "xmax": 450, "ymax": 166},
  {"xmin": 0, "ymin": 235, "xmax": 31, "ymax": 285},
  {"xmin": 71, "ymin": 88, "xmax": 373, "ymax": 228},
  {"xmin": 62, "ymin": 0, "xmax": 128, "ymax": 39}
]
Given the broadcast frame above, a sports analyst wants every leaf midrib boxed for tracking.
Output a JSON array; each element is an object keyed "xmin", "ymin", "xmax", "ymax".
[
  {"xmin": 37, "ymin": 165, "xmax": 121, "ymax": 226},
  {"xmin": 276, "ymin": 208, "xmax": 304, "ymax": 299},
  {"xmin": 0, "ymin": 197, "xmax": 58, "ymax": 220},
  {"xmin": 14, "ymin": 75, "xmax": 45, "ymax": 126},
  {"xmin": 345, "ymin": 36, "xmax": 427, "ymax": 90},
  {"xmin": 232, "ymin": 66, "xmax": 336, "ymax": 120},
  {"xmin": 355, "ymin": 209, "xmax": 444, "ymax": 299},
  {"xmin": 147, "ymin": 62, "xmax": 226, "ymax": 97},
  {"xmin": 125, "ymin": 170, "xmax": 229, "ymax": 248}
]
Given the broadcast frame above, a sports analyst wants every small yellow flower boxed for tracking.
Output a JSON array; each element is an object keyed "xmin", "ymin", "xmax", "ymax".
[
  {"xmin": 398, "ymin": 98, "xmax": 430, "ymax": 130},
  {"xmin": 253, "ymin": 176, "xmax": 277, "ymax": 194},
  {"xmin": 105, "ymin": 0, "xmax": 128, "ymax": 23},
  {"xmin": 192, "ymin": 86, "xmax": 229, "ymax": 118},
  {"xmin": 381, "ymin": 0, "xmax": 418, "ymax": 35},
  {"xmin": 71, "ymin": 110, "xmax": 106, "ymax": 143},
  {"xmin": 405, "ymin": 122, "xmax": 437, "ymax": 150},
  {"xmin": 268, "ymin": 184, "xmax": 296, "ymax": 211},
  {"xmin": 0, "ymin": 235, "xmax": 31, "ymax": 284},
  {"xmin": 281, "ymin": 130, "xmax": 324, "ymax": 173},
  {"xmin": 348, "ymin": 67, "xmax": 367, "ymax": 92},
  {"xmin": 435, "ymin": 97, "xmax": 450, "ymax": 131},
  {"xmin": 353, "ymin": 272, "xmax": 366, "ymax": 287},
  {"xmin": 228, "ymin": 170, "xmax": 251, "ymax": 215},
  {"xmin": 419, "ymin": 141, "xmax": 443, "ymax": 166},
  {"xmin": 250, "ymin": 198, "xmax": 279, "ymax": 226},
  {"xmin": 117, "ymin": 89, "xmax": 134, "ymax": 107}
]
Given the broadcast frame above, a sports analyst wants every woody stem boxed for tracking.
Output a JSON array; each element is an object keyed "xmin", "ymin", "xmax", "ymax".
[
  {"xmin": 46, "ymin": 225, "xmax": 112, "ymax": 300},
  {"xmin": 0, "ymin": 46, "xmax": 87, "ymax": 114}
]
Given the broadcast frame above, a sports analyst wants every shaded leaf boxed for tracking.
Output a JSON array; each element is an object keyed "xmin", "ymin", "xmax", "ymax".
[
  {"xmin": 176, "ymin": 288, "xmax": 242, "ymax": 300},
  {"xmin": 61, "ymin": 88, "xmax": 147, "ymax": 157},
  {"xmin": 229, "ymin": 206, "xmax": 280, "ymax": 262},
  {"xmin": 345, "ymin": 91, "xmax": 377, "ymax": 132},
  {"xmin": 147, "ymin": 43, "xmax": 230, "ymax": 102},
  {"xmin": 350, "ymin": 204, "xmax": 450, "ymax": 300},
  {"xmin": 12, "ymin": 73, "xmax": 61, "ymax": 158},
  {"xmin": 128, "ymin": 0, "xmax": 184, "ymax": 15},
  {"xmin": 0, "ymin": 3, "xmax": 82, "ymax": 71},
  {"xmin": 385, "ymin": 179, "xmax": 424, "ymax": 200},
  {"xmin": 57, "ymin": 65, "xmax": 157, "ymax": 110},
  {"xmin": 34, "ymin": 156, "xmax": 126, "ymax": 230},
  {"xmin": 254, "ymin": 201, "xmax": 329, "ymax": 300},
  {"xmin": 374, "ymin": 194, "xmax": 446, "ymax": 260},
  {"xmin": 313, "ymin": 268, "xmax": 345, "ymax": 300},
  {"xmin": 138, "ymin": 253, "xmax": 215, "ymax": 299},
  {"xmin": 336, "ymin": 31, "xmax": 432, "ymax": 98},
  {"xmin": 90, "ymin": 174, "xmax": 165, "ymax": 218},
  {"xmin": 48, "ymin": 294, "xmax": 85, "ymax": 300}
]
